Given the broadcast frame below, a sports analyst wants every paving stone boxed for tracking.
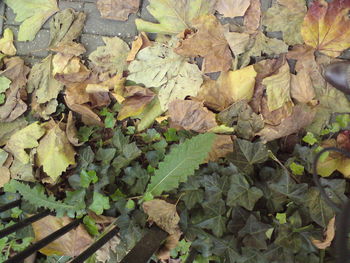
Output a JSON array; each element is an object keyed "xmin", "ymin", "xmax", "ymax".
[
  {"xmin": 0, "ymin": 2, "xmax": 5, "ymax": 36},
  {"xmin": 140, "ymin": 0, "xmax": 157, "ymax": 23},
  {"xmin": 83, "ymin": 3, "xmax": 138, "ymax": 38},
  {"xmin": 7, "ymin": 26, "xmax": 50, "ymax": 58}
]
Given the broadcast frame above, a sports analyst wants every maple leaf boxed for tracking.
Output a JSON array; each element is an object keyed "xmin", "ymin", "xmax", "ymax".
[
  {"xmin": 216, "ymin": 0, "xmax": 251, "ymax": 18},
  {"xmin": 37, "ymin": 122, "xmax": 76, "ymax": 182},
  {"xmin": 5, "ymin": 122, "xmax": 45, "ymax": 164},
  {"xmin": 135, "ymin": 0, "xmax": 216, "ymax": 34},
  {"xmin": 301, "ymin": 0, "xmax": 350, "ymax": 57},
  {"xmin": 0, "ymin": 28, "xmax": 16, "ymax": 56},
  {"xmin": 168, "ymin": 100, "xmax": 217, "ymax": 133},
  {"xmin": 32, "ymin": 215, "xmax": 93, "ymax": 256},
  {"xmin": 4, "ymin": 0, "xmax": 59, "ymax": 41},
  {"xmin": 175, "ymin": 14, "xmax": 233, "ymax": 73},
  {"xmin": 263, "ymin": 0, "xmax": 306, "ymax": 45},
  {"xmin": 127, "ymin": 39, "xmax": 203, "ymax": 111},
  {"xmin": 89, "ymin": 37, "xmax": 130, "ymax": 74},
  {"xmin": 97, "ymin": 0, "xmax": 140, "ymax": 21}
]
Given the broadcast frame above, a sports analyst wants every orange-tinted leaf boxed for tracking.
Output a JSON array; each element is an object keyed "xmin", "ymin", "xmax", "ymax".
[
  {"xmin": 127, "ymin": 32, "xmax": 152, "ymax": 62},
  {"xmin": 301, "ymin": 0, "xmax": 350, "ymax": 57},
  {"xmin": 312, "ymin": 217, "xmax": 335, "ymax": 249}
]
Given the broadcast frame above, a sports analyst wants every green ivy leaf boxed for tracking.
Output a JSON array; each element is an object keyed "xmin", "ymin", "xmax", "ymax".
[
  {"xmin": 80, "ymin": 170, "xmax": 98, "ymax": 188},
  {"xmin": 83, "ymin": 215, "xmax": 99, "ymax": 236},
  {"xmin": 164, "ymin": 128, "xmax": 179, "ymax": 142},
  {"xmin": 89, "ymin": 192, "xmax": 110, "ymax": 215},
  {"xmin": 289, "ymin": 162, "xmax": 304, "ymax": 175},
  {"xmin": 302, "ymin": 132, "xmax": 318, "ymax": 145}
]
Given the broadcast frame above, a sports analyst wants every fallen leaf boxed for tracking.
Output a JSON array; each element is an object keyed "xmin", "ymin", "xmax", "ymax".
[
  {"xmin": 312, "ymin": 217, "xmax": 335, "ymax": 249},
  {"xmin": 240, "ymin": 32, "xmax": 288, "ymax": 68},
  {"xmin": 337, "ymin": 130, "xmax": 350, "ymax": 152},
  {"xmin": 10, "ymin": 148, "xmax": 36, "ymax": 182},
  {"xmin": 0, "ymin": 167, "xmax": 10, "ymax": 187},
  {"xmin": 243, "ymin": 0, "xmax": 261, "ymax": 33},
  {"xmin": 117, "ymin": 86, "xmax": 155, "ymax": 120},
  {"xmin": 206, "ymin": 135, "xmax": 234, "ymax": 162},
  {"xmin": 127, "ymin": 32, "xmax": 152, "ymax": 62},
  {"xmin": 96, "ymin": 236, "xmax": 120, "ymax": 263},
  {"xmin": 258, "ymin": 105, "xmax": 316, "ymax": 142},
  {"xmin": 261, "ymin": 99, "xmax": 293, "ymax": 126},
  {"xmin": 32, "ymin": 215, "xmax": 93, "ymax": 257},
  {"xmin": 216, "ymin": 0, "xmax": 251, "ymax": 17},
  {"xmin": 54, "ymin": 57, "xmax": 91, "ymax": 84},
  {"xmin": 66, "ymin": 111, "xmax": 84, "ymax": 146},
  {"xmin": 5, "ymin": 122, "xmax": 45, "ymax": 164},
  {"xmin": 0, "ymin": 117, "xmax": 27, "ymax": 146},
  {"xmin": 175, "ymin": 14, "xmax": 233, "ymax": 73},
  {"xmin": 168, "ymin": 100, "xmax": 217, "ymax": 133},
  {"xmin": 135, "ymin": 0, "xmax": 216, "ymax": 34},
  {"xmin": 37, "ymin": 122, "xmax": 76, "ymax": 182},
  {"xmin": 0, "ymin": 76, "xmax": 11, "ymax": 93},
  {"xmin": 219, "ymin": 65, "xmax": 257, "ymax": 102},
  {"xmin": 49, "ymin": 8, "xmax": 86, "ymax": 49},
  {"xmin": 262, "ymin": 62, "xmax": 292, "ymax": 111},
  {"xmin": 263, "ymin": 0, "xmax": 306, "ymax": 45},
  {"xmin": 301, "ymin": 0, "xmax": 350, "ymax": 57},
  {"xmin": 89, "ymin": 37, "xmax": 130, "ymax": 74},
  {"xmin": 127, "ymin": 39, "xmax": 203, "ymax": 111},
  {"xmin": 195, "ymin": 77, "xmax": 233, "ymax": 111},
  {"xmin": 4, "ymin": 0, "xmax": 59, "ymax": 41},
  {"xmin": 224, "ymin": 30, "xmax": 250, "ymax": 57},
  {"xmin": 0, "ymin": 28, "xmax": 16, "ymax": 56},
  {"xmin": 97, "ymin": 0, "xmax": 140, "ymax": 21},
  {"xmin": 290, "ymin": 68, "xmax": 315, "ymax": 104}
]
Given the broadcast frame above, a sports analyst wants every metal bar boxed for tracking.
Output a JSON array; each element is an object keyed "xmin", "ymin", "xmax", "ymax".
[
  {"xmin": 4, "ymin": 219, "xmax": 81, "ymax": 263},
  {"xmin": 336, "ymin": 199, "xmax": 350, "ymax": 263},
  {"xmin": 0, "ymin": 199, "xmax": 21, "ymax": 213},
  {"xmin": 120, "ymin": 225, "xmax": 168, "ymax": 263},
  {"xmin": 184, "ymin": 248, "xmax": 198, "ymax": 263},
  {"xmin": 70, "ymin": 225, "xmax": 119, "ymax": 263},
  {"xmin": 0, "ymin": 210, "xmax": 51, "ymax": 239}
]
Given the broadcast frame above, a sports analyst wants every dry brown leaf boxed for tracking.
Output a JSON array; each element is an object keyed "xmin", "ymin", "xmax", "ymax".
[
  {"xmin": 261, "ymin": 98, "xmax": 293, "ymax": 126},
  {"xmin": 206, "ymin": 135, "xmax": 234, "ymax": 162},
  {"xmin": 244, "ymin": 0, "xmax": 261, "ymax": 33},
  {"xmin": 156, "ymin": 231, "xmax": 182, "ymax": 261},
  {"xmin": 50, "ymin": 42, "xmax": 86, "ymax": 56},
  {"xmin": 175, "ymin": 14, "xmax": 232, "ymax": 73},
  {"xmin": 224, "ymin": 30, "xmax": 250, "ymax": 57},
  {"xmin": 216, "ymin": 0, "xmax": 251, "ymax": 18},
  {"xmin": 312, "ymin": 217, "xmax": 335, "ymax": 249},
  {"xmin": 0, "ymin": 167, "xmax": 10, "ymax": 187},
  {"xmin": 127, "ymin": 32, "xmax": 152, "ymax": 62},
  {"xmin": 32, "ymin": 215, "xmax": 93, "ymax": 257},
  {"xmin": 66, "ymin": 111, "xmax": 83, "ymax": 146},
  {"xmin": 194, "ymin": 77, "xmax": 233, "ymax": 111},
  {"xmin": 168, "ymin": 100, "xmax": 217, "ymax": 133},
  {"xmin": 290, "ymin": 68, "xmax": 315, "ymax": 103},
  {"xmin": 258, "ymin": 105, "xmax": 316, "ymax": 142},
  {"xmin": 96, "ymin": 235, "xmax": 120, "ymax": 263},
  {"xmin": 97, "ymin": 0, "xmax": 140, "ymax": 21},
  {"xmin": 118, "ymin": 86, "xmax": 155, "ymax": 120}
]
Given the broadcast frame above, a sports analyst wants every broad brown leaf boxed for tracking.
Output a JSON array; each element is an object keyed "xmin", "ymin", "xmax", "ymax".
[
  {"xmin": 168, "ymin": 100, "xmax": 217, "ymax": 133},
  {"xmin": 127, "ymin": 32, "xmax": 152, "ymax": 62},
  {"xmin": 97, "ymin": 0, "xmax": 140, "ymax": 21},
  {"xmin": 290, "ymin": 68, "xmax": 316, "ymax": 104},
  {"xmin": 206, "ymin": 135, "xmax": 234, "ymax": 162},
  {"xmin": 216, "ymin": 0, "xmax": 251, "ymax": 18},
  {"xmin": 175, "ymin": 14, "xmax": 232, "ymax": 73},
  {"xmin": 66, "ymin": 111, "xmax": 83, "ymax": 146},
  {"xmin": 243, "ymin": 0, "xmax": 261, "ymax": 33}
]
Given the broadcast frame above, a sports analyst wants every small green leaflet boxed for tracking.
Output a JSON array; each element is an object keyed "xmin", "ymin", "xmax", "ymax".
[
  {"xmin": 89, "ymin": 191, "xmax": 110, "ymax": 215},
  {"xmin": 146, "ymin": 133, "xmax": 216, "ymax": 196}
]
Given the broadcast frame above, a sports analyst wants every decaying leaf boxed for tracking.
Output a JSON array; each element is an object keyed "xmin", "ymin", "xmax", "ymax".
[
  {"xmin": 263, "ymin": 0, "xmax": 306, "ymax": 45},
  {"xmin": 175, "ymin": 14, "xmax": 232, "ymax": 73},
  {"xmin": 168, "ymin": 100, "xmax": 217, "ymax": 133},
  {"xmin": 89, "ymin": 37, "xmax": 130, "ymax": 74},
  {"xmin": 135, "ymin": 0, "xmax": 216, "ymax": 34},
  {"xmin": 49, "ymin": 8, "xmax": 86, "ymax": 49},
  {"xmin": 127, "ymin": 39, "xmax": 203, "ymax": 111},
  {"xmin": 5, "ymin": 122, "xmax": 45, "ymax": 164},
  {"xmin": 312, "ymin": 217, "xmax": 335, "ymax": 249},
  {"xmin": 97, "ymin": 0, "xmax": 140, "ymax": 21},
  {"xmin": 216, "ymin": 0, "xmax": 251, "ymax": 18},
  {"xmin": 243, "ymin": 0, "xmax": 261, "ymax": 33},
  {"xmin": 262, "ymin": 62, "xmax": 292, "ymax": 112},
  {"xmin": 258, "ymin": 105, "xmax": 316, "ymax": 142},
  {"xmin": 10, "ymin": 148, "xmax": 36, "ymax": 182},
  {"xmin": 0, "ymin": 76, "xmax": 11, "ymax": 94},
  {"xmin": 261, "ymin": 99, "xmax": 293, "ymax": 126},
  {"xmin": 206, "ymin": 135, "xmax": 234, "ymax": 162},
  {"xmin": 224, "ymin": 30, "xmax": 250, "ymax": 58},
  {"xmin": 290, "ymin": 68, "xmax": 315, "ymax": 104},
  {"xmin": 0, "ymin": 28, "xmax": 16, "ymax": 56},
  {"xmin": 301, "ymin": 0, "xmax": 350, "ymax": 57},
  {"xmin": 117, "ymin": 86, "xmax": 155, "ymax": 120},
  {"xmin": 66, "ymin": 111, "xmax": 83, "ymax": 146},
  {"xmin": 96, "ymin": 236, "xmax": 120, "ymax": 263},
  {"xmin": 143, "ymin": 199, "xmax": 182, "ymax": 260},
  {"xmin": 4, "ymin": 0, "xmax": 59, "ymax": 41},
  {"xmin": 37, "ymin": 122, "xmax": 76, "ymax": 182},
  {"xmin": 32, "ymin": 215, "xmax": 93, "ymax": 257},
  {"xmin": 127, "ymin": 32, "xmax": 152, "ymax": 62},
  {"xmin": 0, "ymin": 149, "xmax": 11, "ymax": 187},
  {"xmin": 0, "ymin": 117, "xmax": 27, "ymax": 146}
]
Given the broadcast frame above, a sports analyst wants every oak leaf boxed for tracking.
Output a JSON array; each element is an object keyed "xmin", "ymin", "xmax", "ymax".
[
  {"xmin": 97, "ymin": 0, "xmax": 140, "ymax": 21},
  {"xmin": 216, "ymin": 0, "xmax": 251, "ymax": 18},
  {"xmin": 175, "ymin": 14, "xmax": 232, "ymax": 73},
  {"xmin": 301, "ymin": 0, "xmax": 350, "ymax": 57}
]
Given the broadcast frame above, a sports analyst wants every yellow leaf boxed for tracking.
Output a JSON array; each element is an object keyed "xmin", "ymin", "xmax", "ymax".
[
  {"xmin": 37, "ymin": 123, "xmax": 76, "ymax": 181},
  {"xmin": 301, "ymin": 0, "xmax": 350, "ymax": 57},
  {"xmin": 219, "ymin": 65, "xmax": 257, "ymax": 102},
  {"xmin": 0, "ymin": 28, "xmax": 16, "ymax": 56}
]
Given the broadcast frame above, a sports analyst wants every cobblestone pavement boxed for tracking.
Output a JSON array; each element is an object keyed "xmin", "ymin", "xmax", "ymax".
[{"xmin": 0, "ymin": 0, "xmax": 156, "ymax": 64}]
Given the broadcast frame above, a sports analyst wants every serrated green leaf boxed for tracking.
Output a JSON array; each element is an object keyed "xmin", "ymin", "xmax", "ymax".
[
  {"xmin": 4, "ymin": 0, "xmax": 59, "ymax": 41},
  {"xmin": 227, "ymin": 173, "xmax": 263, "ymax": 211},
  {"xmin": 146, "ymin": 133, "xmax": 216, "ymax": 196}
]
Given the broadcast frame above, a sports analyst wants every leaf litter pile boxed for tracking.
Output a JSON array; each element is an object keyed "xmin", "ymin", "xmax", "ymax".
[{"xmin": 1, "ymin": 0, "xmax": 350, "ymax": 262}]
